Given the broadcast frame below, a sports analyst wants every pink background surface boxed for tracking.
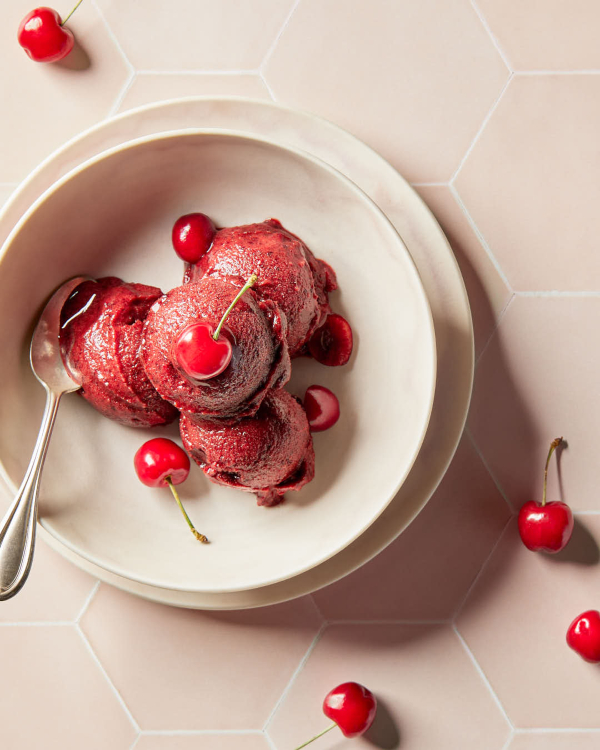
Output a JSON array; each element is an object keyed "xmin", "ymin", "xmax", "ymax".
[{"xmin": 2, "ymin": 1, "xmax": 600, "ymax": 748}]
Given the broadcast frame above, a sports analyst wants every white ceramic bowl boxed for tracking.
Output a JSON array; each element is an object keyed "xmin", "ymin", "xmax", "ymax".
[{"xmin": 0, "ymin": 129, "xmax": 435, "ymax": 592}]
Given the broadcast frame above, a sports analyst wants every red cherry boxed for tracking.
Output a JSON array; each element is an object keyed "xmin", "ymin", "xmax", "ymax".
[
  {"xmin": 567, "ymin": 610, "xmax": 600, "ymax": 663},
  {"xmin": 134, "ymin": 438, "xmax": 207, "ymax": 543},
  {"xmin": 18, "ymin": 6, "xmax": 76, "ymax": 62},
  {"xmin": 175, "ymin": 323, "xmax": 232, "ymax": 381},
  {"xmin": 518, "ymin": 500, "xmax": 573, "ymax": 553},
  {"xmin": 517, "ymin": 437, "xmax": 573, "ymax": 553},
  {"xmin": 323, "ymin": 682, "xmax": 377, "ymax": 738},
  {"xmin": 304, "ymin": 385, "xmax": 340, "ymax": 432},
  {"xmin": 308, "ymin": 313, "xmax": 353, "ymax": 366},
  {"xmin": 133, "ymin": 437, "xmax": 190, "ymax": 488},
  {"xmin": 172, "ymin": 213, "xmax": 216, "ymax": 263}
]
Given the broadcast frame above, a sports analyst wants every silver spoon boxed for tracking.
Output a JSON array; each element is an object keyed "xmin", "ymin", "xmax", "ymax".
[{"xmin": 0, "ymin": 276, "xmax": 86, "ymax": 600}]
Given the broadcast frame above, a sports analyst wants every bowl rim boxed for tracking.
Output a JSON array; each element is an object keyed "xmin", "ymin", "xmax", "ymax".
[{"xmin": 0, "ymin": 127, "xmax": 437, "ymax": 593}]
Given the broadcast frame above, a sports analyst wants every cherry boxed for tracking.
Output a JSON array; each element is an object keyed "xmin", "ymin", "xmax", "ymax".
[
  {"xmin": 294, "ymin": 681, "xmax": 377, "ymax": 748},
  {"xmin": 308, "ymin": 313, "xmax": 353, "ymax": 366},
  {"xmin": 134, "ymin": 437, "xmax": 208, "ymax": 543},
  {"xmin": 304, "ymin": 385, "xmax": 340, "ymax": 432},
  {"xmin": 174, "ymin": 274, "xmax": 257, "ymax": 382},
  {"xmin": 567, "ymin": 610, "xmax": 600, "ymax": 663},
  {"xmin": 518, "ymin": 437, "xmax": 573, "ymax": 553},
  {"xmin": 172, "ymin": 213, "xmax": 216, "ymax": 264},
  {"xmin": 17, "ymin": 2, "xmax": 82, "ymax": 63}
]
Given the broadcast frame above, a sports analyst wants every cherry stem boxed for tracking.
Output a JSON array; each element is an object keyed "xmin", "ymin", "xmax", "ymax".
[
  {"xmin": 212, "ymin": 274, "xmax": 258, "ymax": 341},
  {"xmin": 542, "ymin": 436, "xmax": 563, "ymax": 507},
  {"xmin": 61, "ymin": 0, "xmax": 84, "ymax": 25},
  {"xmin": 293, "ymin": 724, "xmax": 336, "ymax": 750},
  {"xmin": 165, "ymin": 477, "xmax": 208, "ymax": 543}
]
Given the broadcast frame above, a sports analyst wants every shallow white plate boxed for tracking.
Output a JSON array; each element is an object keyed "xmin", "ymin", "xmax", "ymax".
[{"xmin": 0, "ymin": 128, "xmax": 436, "ymax": 593}]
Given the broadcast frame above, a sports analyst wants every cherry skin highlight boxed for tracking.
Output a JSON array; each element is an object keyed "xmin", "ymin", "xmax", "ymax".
[
  {"xmin": 175, "ymin": 323, "xmax": 232, "ymax": 381},
  {"xmin": 304, "ymin": 385, "xmax": 340, "ymax": 432},
  {"xmin": 133, "ymin": 437, "xmax": 190, "ymax": 488},
  {"xmin": 323, "ymin": 682, "xmax": 377, "ymax": 739},
  {"xmin": 308, "ymin": 313, "xmax": 353, "ymax": 366},
  {"xmin": 172, "ymin": 213, "xmax": 216, "ymax": 264},
  {"xmin": 18, "ymin": 7, "xmax": 75, "ymax": 62},
  {"xmin": 567, "ymin": 610, "xmax": 600, "ymax": 663}
]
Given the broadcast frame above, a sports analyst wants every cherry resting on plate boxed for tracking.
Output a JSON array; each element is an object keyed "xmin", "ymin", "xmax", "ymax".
[
  {"xmin": 567, "ymin": 610, "xmax": 600, "ymax": 663},
  {"xmin": 294, "ymin": 682, "xmax": 377, "ymax": 748},
  {"xmin": 172, "ymin": 212, "xmax": 216, "ymax": 264},
  {"xmin": 174, "ymin": 274, "xmax": 257, "ymax": 381},
  {"xmin": 134, "ymin": 438, "xmax": 208, "ymax": 543},
  {"xmin": 304, "ymin": 385, "xmax": 340, "ymax": 432},
  {"xmin": 308, "ymin": 313, "xmax": 353, "ymax": 366},
  {"xmin": 518, "ymin": 437, "xmax": 573, "ymax": 553},
  {"xmin": 18, "ymin": 1, "xmax": 83, "ymax": 62}
]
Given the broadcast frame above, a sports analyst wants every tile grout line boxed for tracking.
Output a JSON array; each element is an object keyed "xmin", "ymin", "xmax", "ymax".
[
  {"xmin": 74, "ymin": 579, "xmax": 100, "ymax": 622},
  {"xmin": 75, "ymin": 623, "xmax": 141, "ymax": 734},
  {"xmin": 500, "ymin": 730, "xmax": 515, "ymax": 750},
  {"xmin": 259, "ymin": 0, "xmax": 303, "ymax": 73},
  {"xmin": 107, "ymin": 70, "xmax": 136, "ymax": 118},
  {"xmin": 308, "ymin": 593, "xmax": 326, "ymax": 622},
  {"xmin": 449, "ymin": 184, "xmax": 513, "ymax": 292},
  {"xmin": 128, "ymin": 735, "xmax": 141, "ymax": 750},
  {"xmin": 470, "ymin": 0, "xmax": 513, "ymax": 71},
  {"xmin": 449, "ymin": 70, "xmax": 513, "ymax": 186},
  {"xmin": 451, "ymin": 515, "xmax": 513, "ymax": 621},
  {"xmin": 265, "ymin": 732, "xmax": 278, "ymax": 750},
  {"xmin": 262, "ymin": 621, "xmax": 327, "ymax": 734},
  {"xmin": 454, "ymin": 625, "xmax": 515, "ymax": 731},
  {"xmin": 91, "ymin": 0, "xmax": 135, "ymax": 75},
  {"xmin": 260, "ymin": 72, "xmax": 278, "ymax": 102},
  {"xmin": 465, "ymin": 427, "xmax": 515, "ymax": 512},
  {"xmin": 474, "ymin": 291, "xmax": 515, "ymax": 369}
]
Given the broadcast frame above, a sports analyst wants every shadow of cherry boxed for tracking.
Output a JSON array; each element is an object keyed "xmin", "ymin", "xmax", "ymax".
[
  {"xmin": 546, "ymin": 517, "xmax": 600, "ymax": 566},
  {"xmin": 56, "ymin": 39, "xmax": 91, "ymax": 71},
  {"xmin": 364, "ymin": 697, "xmax": 401, "ymax": 749}
]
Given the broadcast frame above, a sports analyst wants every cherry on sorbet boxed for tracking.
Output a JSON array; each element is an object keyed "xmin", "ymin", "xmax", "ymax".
[
  {"xmin": 567, "ymin": 610, "xmax": 600, "ymax": 663},
  {"xmin": 518, "ymin": 437, "xmax": 573, "ymax": 553},
  {"xmin": 293, "ymin": 681, "xmax": 377, "ymax": 748},
  {"xmin": 18, "ymin": 2, "xmax": 82, "ymax": 62},
  {"xmin": 308, "ymin": 313, "xmax": 353, "ymax": 366},
  {"xmin": 134, "ymin": 437, "xmax": 208, "ymax": 543},
  {"xmin": 304, "ymin": 385, "xmax": 340, "ymax": 432},
  {"xmin": 172, "ymin": 212, "xmax": 216, "ymax": 264},
  {"xmin": 174, "ymin": 274, "xmax": 257, "ymax": 382}
]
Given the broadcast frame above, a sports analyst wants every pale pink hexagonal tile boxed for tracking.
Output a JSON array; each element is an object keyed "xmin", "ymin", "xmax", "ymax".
[
  {"xmin": 476, "ymin": 0, "xmax": 600, "ymax": 71},
  {"xmin": 469, "ymin": 295, "xmax": 600, "ymax": 511},
  {"xmin": 264, "ymin": 0, "xmax": 509, "ymax": 183},
  {"xmin": 509, "ymin": 733, "xmax": 600, "ymax": 750},
  {"xmin": 117, "ymin": 73, "xmax": 271, "ymax": 113},
  {"xmin": 457, "ymin": 517, "xmax": 600, "ymax": 728},
  {"xmin": 416, "ymin": 185, "xmax": 511, "ymax": 354},
  {"xmin": 2, "ymin": 0, "xmax": 130, "ymax": 183},
  {"xmin": 80, "ymin": 585, "xmax": 322, "ymax": 730},
  {"xmin": 313, "ymin": 437, "xmax": 510, "ymax": 621},
  {"xmin": 0, "ymin": 625, "xmax": 136, "ymax": 748},
  {"xmin": 95, "ymin": 0, "xmax": 295, "ymax": 71},
  {"xmin": 0, "ymin": 538, "xmax": 96, "ymax": 622},
  {"xmin": 136, "ymin": 735, "xmax": 270, "ymax": 750},
  {"xmin": 455, "ymin": 75, "xmax": 600, "ymax": 291},
  {"xmin": 268, "ymin": 623, "xmax": 511, "ymax": 749}
]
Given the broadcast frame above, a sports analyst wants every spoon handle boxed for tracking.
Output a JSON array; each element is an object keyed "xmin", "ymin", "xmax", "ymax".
[{"xmin": 0, "ymin": 388, "xmax": 61, "ymax": 600}]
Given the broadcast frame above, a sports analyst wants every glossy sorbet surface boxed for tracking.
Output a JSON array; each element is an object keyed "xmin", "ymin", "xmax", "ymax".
[
  {"xmin": 180, "ymin": 389, "xmax": 315, "ymax": 506},
  {"xmin": 186, "ymin": 218, "xmax": 337, "ymax": 355},
  {"xmin": 59, "ymin": 277, "xmax": 177, "ymax": 428},
  {"xmin": 141, "ymin": 277, "xmax": 291, "ymax": 420}
]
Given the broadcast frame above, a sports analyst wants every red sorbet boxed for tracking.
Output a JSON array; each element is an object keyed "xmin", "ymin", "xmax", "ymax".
[
  {"xmin": 185, "ymin": 218, "xmax": 336, "ymax": 356},
  {"xmin": 180, "ymin": 390, "xmax": 315, "ymax": 506},
  {"xmin": 59, "ymin": 277, "xmax": 177, "ymax": 428},
  {"xmin": 141, "ymin": 277, "xmax": 290, "ymax": 420}
]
